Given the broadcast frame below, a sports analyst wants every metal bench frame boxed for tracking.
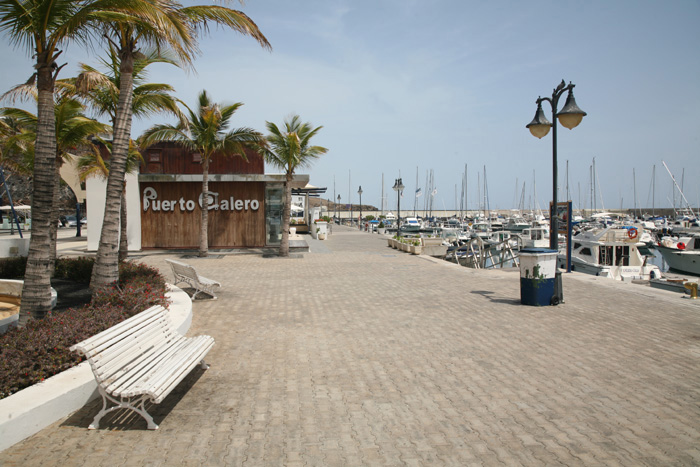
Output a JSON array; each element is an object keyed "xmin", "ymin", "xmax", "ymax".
[
  {"xmin": 166, "ymin": 259, "xmax": 221, "ymax": 300},
  {"xmin": 70, "ymin": 305, "xmax": 215, "ymax": 430}
]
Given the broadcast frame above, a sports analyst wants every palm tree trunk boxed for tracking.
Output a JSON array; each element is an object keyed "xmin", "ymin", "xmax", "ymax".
[
  {"xmin": 49, "ymin": 158, "xmax": 61, "ymax": 275},
  {"xmin": 19, "ymin": 63, "xmax": 57, "ymax": 325},
  {"xmin": 199, "ymin": 157, "xmax": 209, "ymax": 257},
  {"xmin": 119, "ymin": 182, "xmax": 128, "ymax": 262},
  {"xmin": 279, "ymin": 173, "xmax": 292, "ymax": 257},
  {"xmin": 91, "ymin": 51, "xmax": 135, "ymax": 288}
]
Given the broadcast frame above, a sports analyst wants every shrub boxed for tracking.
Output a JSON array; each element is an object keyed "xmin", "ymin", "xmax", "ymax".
[
  {"xmin": 53, "ymin": 257, "xmax": 94, "ymax": 284},
  {"xmin": 0, "ymin": 257, "xmax": 28, "ymax": 279},
  {"xmin": 1, "ymin": 257, "xmax": 94, "ymax": 283},
  {"xmin": 0, "ymin": 261, "xmax": 169, "ymax": 399},
  {"xmin": 365, "ymin": 215, "xmax": 375, "ymax": 221}
]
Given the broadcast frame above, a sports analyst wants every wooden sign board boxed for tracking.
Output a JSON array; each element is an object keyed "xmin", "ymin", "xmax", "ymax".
[{"xmin": 140, "ymin": 181, "xmax": 266, "ymax": 248}]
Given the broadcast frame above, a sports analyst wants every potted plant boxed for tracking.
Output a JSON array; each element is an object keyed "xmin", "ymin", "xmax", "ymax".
[
  {"xmin": 378, "ymin": 221, "xmax": 386, "ymax": 235},
  {"xmin": 411, "ymin": 239, "xmax": 422, "ymax": 255}
]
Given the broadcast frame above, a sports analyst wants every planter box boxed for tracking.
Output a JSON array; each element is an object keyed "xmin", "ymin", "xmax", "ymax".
[
  {"xmin": 422, "ymin": 237, "xmax": 443, "ymax": 247},
  {"xmin": 411, "ymin": 245, "xmax": 422, "ymax": 255}
]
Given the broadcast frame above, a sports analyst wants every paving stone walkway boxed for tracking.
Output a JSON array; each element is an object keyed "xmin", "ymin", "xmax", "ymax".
[{"xmin": 2, "ymin": 225, "xmax": 699, "ymax": 466}]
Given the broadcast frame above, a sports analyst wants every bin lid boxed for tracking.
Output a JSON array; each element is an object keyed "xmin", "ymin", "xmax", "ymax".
[{"xmin": 520, "ymin": 248, "xmax": 558, "ymax": 254}]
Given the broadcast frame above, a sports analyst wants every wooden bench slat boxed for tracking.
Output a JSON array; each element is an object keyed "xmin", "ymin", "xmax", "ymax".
[
  {"xmin": 91, "ymin": 320, "xmax": 175, "ymax": 382},
  {"xmin": 70, "ymin": 306, "xmax": 166, "ymax": 355},
  {"xmin": 130, "ymin": 336, "xmax": 215, "ymax": 403},
  {"xmin": 150, "ymin": 339, "xmax": 215, "ymax": 403},
  {"xmin": 103, "ymin": 336, "xmax": 188, "ymax": 396},
  {"xmin": 110, "ymin": 335, "xmax": 192, "ymax": 397}
]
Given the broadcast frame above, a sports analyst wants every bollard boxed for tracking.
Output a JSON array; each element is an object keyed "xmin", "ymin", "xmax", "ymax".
[{"xmin": 684, "ymin": 282, "xmax": 698, "ymax": 299}]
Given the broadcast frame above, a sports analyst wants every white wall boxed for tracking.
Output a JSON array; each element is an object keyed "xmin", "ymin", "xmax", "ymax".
[{"xmin": 86, "ymin": 173, "xmax": 141, "ymax": 251}]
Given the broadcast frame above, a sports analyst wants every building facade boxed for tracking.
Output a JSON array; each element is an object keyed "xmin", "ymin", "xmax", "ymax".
[{"xmin": 86, "ymin": 142, "xmax": 308, "ymax": 250}]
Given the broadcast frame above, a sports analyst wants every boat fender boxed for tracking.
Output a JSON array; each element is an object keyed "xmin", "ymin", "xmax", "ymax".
[
  {"xmin": 650, "ymin": 270, "xmax": 657, "ymax": 279},
  {"xmin": 628, "ymin": 227, "xmax": 638, "ymax": 239},
  {"xmin": 677, "ymin": 242, "xmax": 686, "ymax": 250}
]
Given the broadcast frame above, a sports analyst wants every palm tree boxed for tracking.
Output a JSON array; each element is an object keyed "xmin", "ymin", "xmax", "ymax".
[
  {"xmin": 0, "ymin": 95, "xmax": 109, "ymax": 281},
  {"xmin": 140, "ymin": 90, "xmax": 265, "ymax": 256},
  {"xmin": 70, "ymin": 46, "xmax": 183, "ymax": 261},
  {"xmin": 91, "ymin": 1, "xmax": 271, "ymax": 288},
  {"xmin": 259, "ymin": 115, "xmax": 328, "ymax": 257},
  {"xmin": 77, "ymin": 139, "xmax": 142, "ymax": 261},
  {"xmin": 0, "ymin": 0, "xmax": 154, "ymax": 323}
]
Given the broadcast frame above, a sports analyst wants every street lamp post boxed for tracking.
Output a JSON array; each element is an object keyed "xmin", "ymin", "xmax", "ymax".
[
  {"xmin": 526, "ymin": 80, "xmax": 587, "ymax": 251},
  {"xmin": 337, "ymin": 194, "xmax": 341, "ymax": 223},
  {"xmin": 357, "ymin": 186, "xmax": 363, "ymax": 230},
  {"xmin": 392, "ymin": 178, "xmax": 405, "ymax": 233}
]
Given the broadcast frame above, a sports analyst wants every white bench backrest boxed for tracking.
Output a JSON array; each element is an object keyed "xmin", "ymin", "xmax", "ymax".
[
  {"xmin": 70, "ymin": 306, "xmax": 175, "ymax": 384},
  {"xmin": 166, "ymin": 259, "xmax": 202, "ymax": 282}
]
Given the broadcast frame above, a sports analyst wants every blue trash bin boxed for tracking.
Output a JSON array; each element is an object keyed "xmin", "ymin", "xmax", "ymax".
[{"xmin": 519, "ymin": 248, "xmax": 558, "ymax": 306}]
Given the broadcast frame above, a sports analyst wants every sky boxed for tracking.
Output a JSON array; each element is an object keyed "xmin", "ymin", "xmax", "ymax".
[{"xmin": 1, "ymin": 0, "xmax": 699, "ymax": 214}]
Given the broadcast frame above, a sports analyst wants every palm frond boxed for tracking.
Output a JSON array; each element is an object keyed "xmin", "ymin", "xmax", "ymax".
[
  {"xmin": 1, "ymin": 83, "xmax": 38, "ymax": 105},
  {"xmin": 180, "ymin": 5, "xmax": 271, "ymax": 51}
]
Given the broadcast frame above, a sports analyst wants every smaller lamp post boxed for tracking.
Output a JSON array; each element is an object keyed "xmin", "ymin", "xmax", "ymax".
[
  {"xmin": 357, "ymin": 186, "xmax": 363, "ymax": 229},
  {"xmin": 337, "ymin": 194, "xmax": 341, "ymax": 224},
  {"xmin": 392, "ymin": 178, "xmax": 405, "ymax": 233}
]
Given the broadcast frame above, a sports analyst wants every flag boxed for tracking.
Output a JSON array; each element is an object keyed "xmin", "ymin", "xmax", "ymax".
[
  {"xmin": 431, "ymin": 188, "xmax": 438, "ymax": 196},
  {"xmin": 415, "ymin": 188, "xmax": 422, "ymax": 198}
]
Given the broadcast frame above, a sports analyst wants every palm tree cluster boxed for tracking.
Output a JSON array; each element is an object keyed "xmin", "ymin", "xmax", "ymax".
[
  {"xmin": 1, "ymin": 0, "xmax": 329, "ymax": 327},
  {"xmin": 0, "ymin": 0, "xmax": 271, "ymax": 325}
]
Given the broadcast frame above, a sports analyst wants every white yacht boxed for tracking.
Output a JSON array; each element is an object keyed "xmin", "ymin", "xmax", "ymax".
[
  {"xmin": 401, "ymin": 217, "xmax": 422, "ymax": 232},
  {"xmin": 656, "ymin": 233, "xmax": 700, "ymax": 276},
  {"xmin": 559, "ymin": 226, "xmax": 662, "ymax": 280}
]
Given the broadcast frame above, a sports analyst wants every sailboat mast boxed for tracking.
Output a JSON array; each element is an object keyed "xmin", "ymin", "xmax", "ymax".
[
  {"xmin": 652, "ymin": 165, "xmax": 655, "ymax": 217},
  {"xmin": 633, "ymin": 168, "xmax": 637, "ymax": 218},
  {"xmin": 381, "ymin": 173, "xmax": 384, "ymax": 217},
  {"xmin": 464, "ymin": 163, "xmax": 468, "ymax": 219},
  {"xmin": 413, "ymin": 166, "xmax": 418, "ymax": 216},
  {"xmin": 566, "ymin": 160, "xmax": 570, "ymax": 203}
]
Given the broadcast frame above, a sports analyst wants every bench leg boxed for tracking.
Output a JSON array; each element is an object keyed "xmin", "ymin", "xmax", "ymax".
[
  {"xmin": 89, "ymin": 387, "xmax": 159, "ymax": 430},
  {"xmin": 192, "ymin": 288, "xmax": 217, "ymax": 300}
]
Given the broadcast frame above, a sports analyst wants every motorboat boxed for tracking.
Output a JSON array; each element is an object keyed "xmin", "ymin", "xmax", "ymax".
[
  {"xmin": 401, "ymin": 217, "xmax": 422, "ymax": 233},
  {"xmin": 655, "ymin": 233, "xmax": 700, "ymax": 276},
  {"xmin": 559, "ymin": 226, "xmax": 662, "ymax": 280},
  {"xmin": 470, "ymin": 220, "xmax": 491, "ymax": 240},
  {"xmin": 504, "ymin": 216, "xmax": 530, "ymax": 232},
  {"xmin": 520, "ymin": 226, "xmax": 550, "ymax": 248}
]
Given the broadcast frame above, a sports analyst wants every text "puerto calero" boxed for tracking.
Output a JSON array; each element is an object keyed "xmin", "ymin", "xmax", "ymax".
[{"xmin": 142, "ymin": 187, "xmax": 260, "ymax": 212}]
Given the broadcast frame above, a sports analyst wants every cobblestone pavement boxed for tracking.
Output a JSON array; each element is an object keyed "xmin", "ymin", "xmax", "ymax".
[{"xmin": 2, "ymin": 226, "xmax": 700, "ymax": 466}]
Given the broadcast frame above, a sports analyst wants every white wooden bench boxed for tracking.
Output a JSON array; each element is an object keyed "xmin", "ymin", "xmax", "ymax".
[
  {"xmin": 69, "ymin": 305, "xmax": 215, "ymax": 430},
  {"xmin": 166, "ymin": 259, "xmax": 221, "ymax": 300}
]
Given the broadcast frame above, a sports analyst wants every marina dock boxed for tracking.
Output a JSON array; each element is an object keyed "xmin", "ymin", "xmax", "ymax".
[{"xmin": 2, "ymin": 225, "xmax": 699, "ymax": 465}]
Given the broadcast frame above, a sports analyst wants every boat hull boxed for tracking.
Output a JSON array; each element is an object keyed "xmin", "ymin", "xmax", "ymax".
[
  {"xmin": 558, "ymin": 256, "xmax": 662, "ymax": 280},
  {"xmin": 655, "ymin": 246, "xmax": 700, "ymax": 276}
]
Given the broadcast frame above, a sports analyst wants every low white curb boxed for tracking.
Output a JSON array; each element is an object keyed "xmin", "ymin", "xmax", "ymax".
[{"xmin": 0, "ymin": 285, "xmax": 192, "ymax": 452}]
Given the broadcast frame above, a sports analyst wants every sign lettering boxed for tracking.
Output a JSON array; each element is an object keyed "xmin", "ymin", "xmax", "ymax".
[{"xmin": 142, "ymin": 187, "xmax": 260, "ymax": 212}]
